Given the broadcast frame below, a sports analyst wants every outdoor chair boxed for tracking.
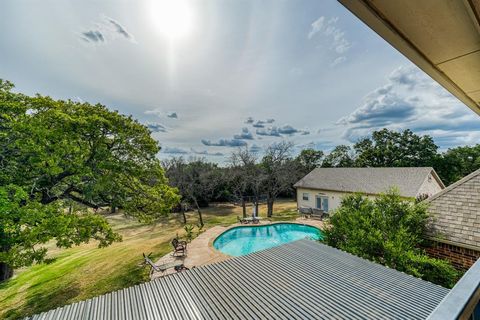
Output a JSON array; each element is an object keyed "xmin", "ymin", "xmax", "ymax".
[
  {"xmin": 237, "ymin": 216, "xmax": 249, "ymax": 224},
  {"xmin": 299, "ymin": 207, "xmax": 312, "ymax": 219},
  {"xmin": 311, "ymin": 208, "xmax": 325, "ymax": 220},
  {"xmin": 172, "ymin": 238, "xmax": 188, "ymax": 256},
  {"xmin": 142, "ymin": 253, "xmax": 189, "ymax": 277}
]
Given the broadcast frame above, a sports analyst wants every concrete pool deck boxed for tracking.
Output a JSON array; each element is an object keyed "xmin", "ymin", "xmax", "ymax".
[{"xmin": 151, "ymin": 218, "xmax": 324, "ymax": 279}]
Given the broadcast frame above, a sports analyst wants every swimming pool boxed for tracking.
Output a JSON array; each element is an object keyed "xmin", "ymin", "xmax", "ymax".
[{"xmin": 213, "ymin": 223, "xmax": 322, "ymax": 257}]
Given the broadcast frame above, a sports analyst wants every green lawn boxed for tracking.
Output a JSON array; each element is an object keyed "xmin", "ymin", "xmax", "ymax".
[{"xmin": 0, "ymin": 200, "xmax": 298, "ymax": 319}]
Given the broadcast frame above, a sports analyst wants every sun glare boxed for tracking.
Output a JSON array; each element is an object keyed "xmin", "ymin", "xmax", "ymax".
[{"xmin": 150, "ymin": 0, "xmax": 193, "ymax": 40}]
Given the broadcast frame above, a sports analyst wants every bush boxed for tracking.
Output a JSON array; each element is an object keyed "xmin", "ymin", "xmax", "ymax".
[
  {"xmin": 323, "ymin": 190, "xmax": 459, "ymax": 288},
  {"xmin": 397, "ymin": 251, "xmax": 459, "ymax": 288}
]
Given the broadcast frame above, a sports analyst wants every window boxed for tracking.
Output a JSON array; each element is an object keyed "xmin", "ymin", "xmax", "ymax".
[{"xmin": 302, "ymin": 193, "xmax": 309, "ymax": 201}]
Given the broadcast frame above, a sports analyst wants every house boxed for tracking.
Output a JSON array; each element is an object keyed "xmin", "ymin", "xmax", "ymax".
[
  {"xmin": 294, "ymin": 167, "xmax": 444, "ymax": 213},
  {"xmin": 27, "ymin": 240, "xmax": 450, "ymax": 319},
  {"xmin": 426, "ymin": 169, "xmax": 480, "ymax": 270}
]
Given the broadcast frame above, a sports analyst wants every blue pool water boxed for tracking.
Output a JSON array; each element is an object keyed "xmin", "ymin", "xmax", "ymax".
[{"xmin": 213, "ymin": 223, "xmax": 322, "ymax": 256}]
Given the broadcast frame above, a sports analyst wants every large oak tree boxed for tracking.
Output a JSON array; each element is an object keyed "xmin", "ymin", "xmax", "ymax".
[
  {"xmin": 354, "ymin": 128, "xmax": 438, "ymax": 168},
  {"xmin": 0, "ymin": 80, "xmax": 179, "ymax": 281}
]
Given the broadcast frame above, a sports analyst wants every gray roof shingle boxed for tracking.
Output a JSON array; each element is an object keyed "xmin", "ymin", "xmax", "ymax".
[
  {"xmin": 427, "ymin": 168, "xmax": 480, "ymax": 249},
  {"xmin": 294, "ymin": 167, "xmax": 444, "ymax": 197},
  {"xmin": 28, "ymin": 240, "xmax": 449, "ymax": 320}
]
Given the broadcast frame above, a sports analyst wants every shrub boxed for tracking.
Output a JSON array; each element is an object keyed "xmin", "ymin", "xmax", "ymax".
[
  {"xmin": 323, "ymin": 190, "xmax": 459, "ymax": 288},
  {"xmin": 184, "ymin": 224, "xmax": 195, "ymax": 242}
]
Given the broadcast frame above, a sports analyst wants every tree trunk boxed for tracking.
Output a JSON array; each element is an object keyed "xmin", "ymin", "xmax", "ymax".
[
  {"xmin": 267, "ymin": 198, "xmax": 274, "ymax": 217},
  {"xmin": 0, "ymin": 262, "xmax": 13, "ymax": 282},
  {"xmin": 194, "ymin": 199, "xmax": 204, "ymax": 227},
  {"xmin": 255, "ymin": 199, "xmax": 259, "ymax": 217},
  {"xmin": 111, "ymin": 206, "xmax": 116, "ymax": 214},
  {"xmin": 242, "ymin": 198, "xmax": 246, "ymax": 218},
  {"xmin": 181, "ymin": 204, "xmax": 187, "ymax": 224}
]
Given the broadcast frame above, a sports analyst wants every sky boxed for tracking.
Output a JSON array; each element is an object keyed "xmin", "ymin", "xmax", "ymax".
[{"xmin": 1, "ymin": 0, "xmax": 479, "ymax": 163}]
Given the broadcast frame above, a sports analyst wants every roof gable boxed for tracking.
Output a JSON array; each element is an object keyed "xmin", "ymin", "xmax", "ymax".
[{"xmin": 294, "ymin": 167, "xmax": 442, "ymax": 198}]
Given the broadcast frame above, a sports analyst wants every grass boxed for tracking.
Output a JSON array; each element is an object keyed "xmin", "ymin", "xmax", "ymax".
[{"xmin": 0, "ymin": 199, "xmax": 298, "ymax": 319}]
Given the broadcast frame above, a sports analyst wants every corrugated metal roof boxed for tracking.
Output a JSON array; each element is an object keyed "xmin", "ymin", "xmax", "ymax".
[
  {"xmin": 27, "ymin": 240, "xmax": 449, "ymax": 320},
  {"xmin": 294, "ymin": 167, "xmax": 444, "ymax": 197}
]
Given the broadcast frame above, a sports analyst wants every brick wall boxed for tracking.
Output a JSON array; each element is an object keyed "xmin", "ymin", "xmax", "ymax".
[{"xmin": 425, "ymin": 240, "xmax": 480, "ymax": 270}]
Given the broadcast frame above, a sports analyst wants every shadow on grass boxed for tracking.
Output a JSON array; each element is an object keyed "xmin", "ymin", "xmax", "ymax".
[
  {"xmin": 88, "ymin": 260, "xmax": 149, "ymax": 299},
  {"xmin": 42, "ymin": 258, "xmax": 57, "ymax": 265},
  {"xmin": 202, "ymin": 203, "xmax": 238, "ymax": 217},
  {"xmin": 3, "ymin": 282, "xmax": 81, "ymax": 320}
]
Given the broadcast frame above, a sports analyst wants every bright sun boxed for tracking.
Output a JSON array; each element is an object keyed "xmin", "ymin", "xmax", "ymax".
[{"xmin": 150, "ymin": 0, "xmax": 193, "ymax": 40}]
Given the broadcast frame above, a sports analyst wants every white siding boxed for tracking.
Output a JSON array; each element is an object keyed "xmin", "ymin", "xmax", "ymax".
[
  {"xmin": 296, "ymin": 188, "xmax": 349, "ymax": 212},
  {"xmin": 296, "ymin": 188, "xmax": 380, "ymax": 212},
  {"xmin": 418, "ymin": 173, "xmax": 444, "ymax": 198}
]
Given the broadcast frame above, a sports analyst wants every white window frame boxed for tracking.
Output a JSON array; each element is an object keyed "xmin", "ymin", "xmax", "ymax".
[
  {"xmin": 315, "ymin": 195, "xmax": 329, "ymax": 211},
  {"xmin": 302, "ymin": 193, "xmax": 309, "ymax": 201}
]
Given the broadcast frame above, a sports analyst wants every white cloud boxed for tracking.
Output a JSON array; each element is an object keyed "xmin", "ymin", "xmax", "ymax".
[
  {"xmin": 338, "ymin": 66, "xmax": 480, "ymax": 147},
  {"xmin": 331, "ymin": 56, "xmax": 346, "ymax": 67},
  {"xmin": 308, "ymin": 16, "xmax": 326, "ymax": 39},
  {"xmin": 145, "ymin": 109, "xmax": 163, "ymax": 117},
  {"xmin": 308, "ymin": 16, "xmax": 351, "ymax": 67}
]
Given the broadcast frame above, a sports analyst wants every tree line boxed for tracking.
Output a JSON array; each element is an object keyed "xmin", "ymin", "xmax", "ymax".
[
  {"xmin": 163, "ymin": 128, "xmax": 480, "ymax": 223},
  {"xmin": 318, "ymin": 128, "xmax": 480, "ymax": 186}
]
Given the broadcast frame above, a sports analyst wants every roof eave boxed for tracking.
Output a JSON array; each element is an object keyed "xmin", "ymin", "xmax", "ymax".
[
  {"xmin": 338, "ymin": 0, "xmax": 480, "ymax": 116},
  {"xmin": 427, "ymin": 236, "xmax": 480, "ymax": 252}
]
